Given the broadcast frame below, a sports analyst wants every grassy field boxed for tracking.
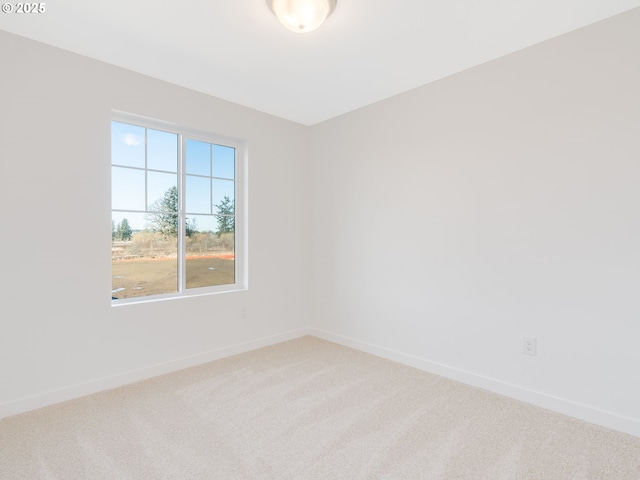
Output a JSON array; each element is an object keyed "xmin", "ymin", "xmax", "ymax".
[
  {"xmin": 112, "ymin": 231, "xmax": 235, "ymax": 299},
  {"xmin": 112, "ymin": 256, "xmax": 235, "ymax": 299}
]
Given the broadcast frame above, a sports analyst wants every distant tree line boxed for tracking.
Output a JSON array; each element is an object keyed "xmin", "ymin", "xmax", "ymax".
[
  {"xmin": 112, "ymin": 218, "xmax": 132, "ymax": 241},
  {"xmin": 113, "ymin": 186, "xmax": 235, "ymax": 241}
]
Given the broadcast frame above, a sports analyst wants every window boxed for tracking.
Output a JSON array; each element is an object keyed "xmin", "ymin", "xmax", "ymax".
[{"xmin": 111, "ymin": 112, "xmax": 245, "ymax": 303}]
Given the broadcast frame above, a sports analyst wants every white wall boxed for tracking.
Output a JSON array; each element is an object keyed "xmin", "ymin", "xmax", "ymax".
[
  {"xmin": 0, "ymin": 31, "xmax": 311, "ymax": 415},
  {"xmin": 310, "ymin": 9, "xmax": 640, "ymax": 436}
]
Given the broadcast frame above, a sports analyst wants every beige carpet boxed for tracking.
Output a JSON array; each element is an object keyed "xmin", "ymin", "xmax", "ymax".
[{"xmin": 1, "ymin": 336, "xmax": 639, "ymax": 479}]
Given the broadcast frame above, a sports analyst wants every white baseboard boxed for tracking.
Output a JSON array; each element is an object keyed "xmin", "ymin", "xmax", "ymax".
[
  {"xmin": 0, "ymin": 328, "xmax": 312, "ymax": 420},
  {"xmin": 4, "ymin": 327, "xmax": 638, "ymax": 439},
  {"xmin": 310, "ymin": 328, "xmax": 640, "ymax": 439}
]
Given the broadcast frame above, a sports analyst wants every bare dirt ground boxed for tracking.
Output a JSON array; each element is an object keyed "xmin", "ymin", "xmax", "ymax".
[{"xmin": 112, "ymin": 256, "xmax": 235, "ymax": 299}]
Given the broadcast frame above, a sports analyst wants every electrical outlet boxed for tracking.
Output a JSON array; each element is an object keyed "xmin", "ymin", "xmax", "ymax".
[
  {"xmin": 523, "ymin": 337, "xmax": 537, "ymax": 356},
  {"xmin": 241, "ymin": 307, "xmax": 248, "ymax": 319}
]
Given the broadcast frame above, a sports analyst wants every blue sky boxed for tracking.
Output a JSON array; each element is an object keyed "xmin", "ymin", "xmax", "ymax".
[{"xmin": 111, "ymin": 121, "xmax": 235, "ymax": 232}]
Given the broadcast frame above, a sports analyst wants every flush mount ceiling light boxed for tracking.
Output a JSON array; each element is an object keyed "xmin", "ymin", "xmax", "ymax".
[{"xmin": 267, "ymin": 0, "xmax": 337, "ymax": 33}]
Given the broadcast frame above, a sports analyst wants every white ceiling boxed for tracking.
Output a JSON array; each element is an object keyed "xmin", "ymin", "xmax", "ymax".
[{"xmin": 2, "ymin": 1, "xmax": 640, "ymax": 125}]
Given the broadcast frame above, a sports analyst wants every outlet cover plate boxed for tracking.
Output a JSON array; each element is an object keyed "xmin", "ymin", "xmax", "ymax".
[{"xmin": 523, "ymin": 337, "xmax": 537, "ymax": 356}]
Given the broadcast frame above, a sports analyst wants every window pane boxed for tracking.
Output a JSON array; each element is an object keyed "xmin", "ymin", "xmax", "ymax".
[
  {"xmin": 212, "ymin": 144, "xmax": 235, "ymax": 179},
  {"xmin": 112, "ymin": 212, "xmax": 178, "ymax": 299},
  {"xmin": 112, "ymin": 166, "xmax": 145, "ymax": 211},
  {"xmin": 147, "ymin": 172, "xmax": 177, "ymax": 211},
  {"xmin": 186, "ymin": 175, "xmax": 211, "ymax": 214},
  {"xmin": 186, "ymin": 139, "xmax": 210, "ymax": 176},
  {"xmin": 112, "ymin": 211, "xmax": 146, "ymax": 233},
  {"xmin": 147, "ymin": 129, "xmax": 178, "ymax": 172},
  {"xmin": 185, "ymin": 215, "xmax": 234, "ymax": 289},
  {"xmin": 111, "ymin": 122, "xmax": 145, "ymax": 168},
  {"xmin": 212, "ymin": 179, "xmax": 234, "ymax": 212}
]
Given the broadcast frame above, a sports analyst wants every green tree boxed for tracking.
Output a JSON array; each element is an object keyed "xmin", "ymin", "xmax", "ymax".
[
  {"xmin": 147, "ymin": 186, "xmax": 178, "ymax": 237},
  {"xmin": 186, "ymin": 217, "xmax": 197, "ymax": 238},
  {"xmin": 214, "ymin": 196, "xmax": 235, "ymax": 236},
  {"xmin": 116, "ymin": 218, "xmax": 133, "ymax": 241},
  {"xmin": 147, "ymin": 186, "xmax": 198, "ymax": 237}
]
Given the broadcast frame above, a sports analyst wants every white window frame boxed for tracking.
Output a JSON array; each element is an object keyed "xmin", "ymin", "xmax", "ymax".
[{"xmin": 111, "ymin": 110, "xmax": 247, "ymax": 305}]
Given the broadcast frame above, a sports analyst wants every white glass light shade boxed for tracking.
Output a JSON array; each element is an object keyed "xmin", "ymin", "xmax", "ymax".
[{"xmin": 267, "ymin": 0, "xmax": 337, "ymax": 33}]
